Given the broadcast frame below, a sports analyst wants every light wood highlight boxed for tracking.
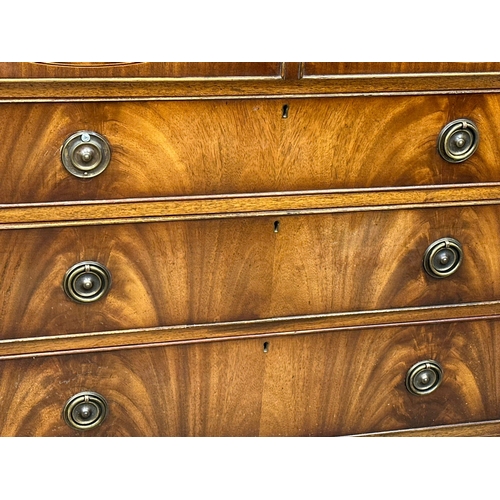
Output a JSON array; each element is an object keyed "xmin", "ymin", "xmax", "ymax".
[
  {"xmin": 2, "ymin": 74, "xmax": 500, "ymax": 101},
  {"xmin": 2, "ymin": 185, "xmax": 500, "ymax": 228}
]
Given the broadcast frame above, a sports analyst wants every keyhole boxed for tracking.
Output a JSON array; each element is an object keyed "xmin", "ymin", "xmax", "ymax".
[
  {"xmin": 274, "ymin": 221, "xmax": 280, "ymax": 233},
  {"xmin": 263, "ymin": 342, "xmax": 269, "ymax": 353},
  {"xmin": 282, "ymin": 104, "xmax": 289, "ymax": 119}
]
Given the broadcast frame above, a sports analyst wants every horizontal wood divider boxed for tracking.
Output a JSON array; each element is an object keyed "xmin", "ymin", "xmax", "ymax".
[
  {"xmin": 1, "ymin": 73, "xmax": 500, "ymax": 101},
  {"xmin": 2, "ymin": 184, "xmax": 500, "ymax": 228},
  {"xmin": 1, "ymin": 300, "xmax": 500, "ymax": 359},
  {"xmin": 354, "ymin": 419, "xmax": 500, "ymax": 437}
]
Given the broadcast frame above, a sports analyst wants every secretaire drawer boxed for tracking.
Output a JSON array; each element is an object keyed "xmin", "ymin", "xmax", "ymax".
[
  {"xmin": 1, "ymin": 318, "xmax": 499, "ymax": 436},
  {"xmin": 302, "ymin": 62, "xmax": 500, "ymax": 76},
  {"xmin": 1, "ymin": 94, "xmax": 500, "ymax": 203},
  {"xmin": 0, "ymin": 62, "xmax": 282, "ymax": 79},
  {"xmin": 2, "ymin": 204, "xmax": 500, "ymax": 340}
]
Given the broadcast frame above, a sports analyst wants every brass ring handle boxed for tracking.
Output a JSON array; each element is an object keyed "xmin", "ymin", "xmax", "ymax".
[
  {"xmin": 423, "ymin": 237, "xmax": 463, "ymax": 279},
  {"xmin": 63, "ymin": 261, "xmax": 112, "ymax": 303},
  {"xmin": 406, "ymin": 360, "xmax": 443, "ymax": 396},
  {"xmin": 61, "ymin": 130, "xmax": 111, "ymax": 178},
  {"xmin": 437, "ymin": 119, "xmax": 479, "ymax": 163},
  {"xmin": 63, "ymin": 391, "xmax": 108, "ymax": 431}
]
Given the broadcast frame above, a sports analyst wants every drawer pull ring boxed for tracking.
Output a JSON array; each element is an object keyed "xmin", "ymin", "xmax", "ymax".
[
  {"xmin": 63, "ymin": 391, "xmax": 108, "ymax": 431},
  {"xmin": 437, "ymin": 118, "xmax": 479, "ymax": 163},
  {"xmin": 63, "ymin": 261, "xmax": 111, "ymax": 303},
  {"xmin": 423, "ymin": 237, "xmax": 463, "ymax": 278},
  {"xmin": 406, "ymin": 360, "xmax": 443, "ymax": 396},
  {"xmin": 61, "ymin": 130, "xmax": 111, "ymax": 178}
]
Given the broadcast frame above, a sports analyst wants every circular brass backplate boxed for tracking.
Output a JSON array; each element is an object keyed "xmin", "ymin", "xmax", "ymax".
[
  {"xmin": 406, "ymin": 360, "xmax": 443, "ymax": 396},
  {"xmin": 61, "ymin": 130, "xmax": 111, "ymax": 178},
  {"xmin": 437, "ymin": 119, "xmax": 479, "ymax": 163},
  {"xmin": 423, "ymin": 237, "xmax": 463, "ymax": 279},
  {"xmin": 63, "ymin": 391, "xmax": 108, "ymax": 431},
  {"xmin": 63, "ymin": 261, "xmax": 112, "ymax": 303}
]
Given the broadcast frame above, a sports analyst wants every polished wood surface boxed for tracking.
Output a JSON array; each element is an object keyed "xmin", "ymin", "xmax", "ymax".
[
  {"xmin": 1, "ymin": 63, "xmax": 499, "ymax": 437},
  {"xmin": 0, "ymin": 62, "xmax": 282, "ymax": 79},
  {"xmin": 5, "ymin": 62, "xmax": 498, "ymax": 81},
  {"xmin": 3, "ymin": 74, "xmax": 500, "ymax": 101},
  {"xmin": 259, "ymin": 320, "xmax": 500, "ymax": 436},
  {"xmin": 0, "ymin": 338, "xmax": 266, "ymax": 436},
  {"xmin": 0, "ymin": 319, "xmax": 498, "ymax": 436},
  {"xmin": 0, "ymin": 95, "xmax": 499, "ymax": 204},
  {"xmin": 3, "ymin": 184, "xmax": 500, "ymax": 229},
  {"xmin": 2, "ymin": 300, "xmax": 500, "ymax": 359},
  {"xmin": 359, "ymin": 420, "xmax": 500, "ymax": 436},
  {"xmin": 303, "ymin": 62, "xmax": 500, "ymax": 76},
  {"xmin": 2, "ymin": 205, "xmax": 500, "ymax": 340}
]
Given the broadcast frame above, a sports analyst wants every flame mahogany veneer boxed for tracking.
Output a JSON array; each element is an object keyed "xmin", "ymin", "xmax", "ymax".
[{"xmin": 1, "ymin": 62, "xmax": 500, "ymax": 436}]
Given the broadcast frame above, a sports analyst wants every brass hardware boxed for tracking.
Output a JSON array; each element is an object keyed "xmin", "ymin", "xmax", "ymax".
[
  {"xmin": 406, "ymin": 360, "xmax": 443, "ymax": 396},
  {"xmin": 63, "ymin": 261, "xmax": 111, "ymax": 303},
  {"xmin": 63, "ymin": 391, "xmax": 108, "ymax": 431},
  {"xmin": 438, "ymin": 119, "xmax": 479, "ymax": 163},
  {"xmin": 423, "ymin": 237, "xmax": 463, "ymax": 278},
  {"xmin": 61, "ymin": 130, "xmax": 111, "ymax": 178}
]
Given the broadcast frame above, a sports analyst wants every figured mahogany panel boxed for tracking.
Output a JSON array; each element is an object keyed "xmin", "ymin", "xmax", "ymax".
[
  {"xmin": 1, "ymin": 94, "xmax": 500, "ymax": 203},
  {"xmin": 0, "ymin": 338, "xmax": 266, "ymax": 436},
  {"xmin": 258, "ymin": 319, "xmax": 500, "ymax": 436},
  {"xmin": 0, "ymin": 219, "xmax": 276, "ymax": 338},
  {"xmin": 1, "ymin": 319, "xmax": 499, "ymax": 436},
  {"xmin": 303, "ymin": 62, "xmax": 500, "ymax": 76},
  {"xmin": 2, "ymin": 206, "xmax": 500, "ymax": 340},
  {"xmin": 0, "ymin": 62, "xmax": 282, "ymax": 79}
]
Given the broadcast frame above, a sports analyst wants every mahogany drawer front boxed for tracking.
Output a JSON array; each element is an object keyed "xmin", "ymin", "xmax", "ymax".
[
  {"xmin": 0, "ymin": 62, "xmax": 282, "ymax": 78},
  {"xmin": 303, "ymin": 62, "xmax": 500, "ymax": 76},
  {"xmin": 1, "ymin": 319, "xmax": 499, "ymax": 436},
  {"xmin": 2, "ymin": 205, "xmax": 500, "ymax": 340},
  {"xmin": 0, "ymin": 95, "xmax": 499, "ymax": 204},
  {"xmin": 259, "ymin": 319, "xmax": 500, "ymax": 436}
]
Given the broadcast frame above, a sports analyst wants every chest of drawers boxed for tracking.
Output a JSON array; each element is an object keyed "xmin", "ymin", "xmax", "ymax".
[{"xmin": 2, "ymin": 62, "xmax": 500, "ymax": 436}]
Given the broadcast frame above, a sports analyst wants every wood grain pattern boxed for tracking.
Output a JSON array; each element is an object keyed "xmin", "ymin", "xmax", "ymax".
[
  {"xmin": 0, "ymin": 62, "xmax": 282, "ymax": 79},
  {"xmin": 3, "ymin": 184, "xmax": 500, "ymax": 228},
  {"xmin": 357, "ymin": 420, "xmax": 500, "ymax": 436},
  {"xmin": 1, "ymin": 206, "xmax": 500, "ymax": 340},
  {"xmin": 3, "ymin": 74, "xmax": 500, "ymax": 101},
  {"xmin": 259, "ymin": 320, "xmax": 500, "ymax": 436},
  {"xmin": 2, "ymin": 300, "xmax": 500, "ymax": 359},
  {"xmin": 1, "ymin": 94, "xmax": 500, "ymax": 204},
  {"xmin": 303, "ymin": 62, "xmax": 500, "ymax": 76},
  {"xmin": 0, "ymin": 338, "xmax": 266, "ymax": 436},
  {"xmin": 1, "ymin": 319, "xmax": 499, "ymax": 436},
  {"xmin": 2, "ymin": 62, "xmax": 499, "ymax": 438}
]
